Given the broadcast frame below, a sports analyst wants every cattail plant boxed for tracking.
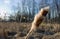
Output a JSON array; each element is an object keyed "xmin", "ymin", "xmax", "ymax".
[{"xmin": 25, "ymin": 6, "xmax": 50, "ymax": 39}]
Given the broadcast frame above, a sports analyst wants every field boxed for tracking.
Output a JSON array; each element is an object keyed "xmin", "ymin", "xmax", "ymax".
[{"xmin": 0, "ymin": 22, "xmax": 60, "ymax": 39}]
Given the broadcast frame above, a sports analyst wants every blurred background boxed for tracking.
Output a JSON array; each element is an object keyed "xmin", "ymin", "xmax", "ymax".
[{"xmin": 0, "ymin": 0, "xmax": 60, "ymax": 23}]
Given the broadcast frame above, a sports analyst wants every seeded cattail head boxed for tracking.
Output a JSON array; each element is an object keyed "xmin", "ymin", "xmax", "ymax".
[
  {"xmin": 40, "ymin": 6, "xmax": 49, "ymax": 16},
  {"xmin": 33, "ymin": 6, "xmax": 50, "ymax": 27}
]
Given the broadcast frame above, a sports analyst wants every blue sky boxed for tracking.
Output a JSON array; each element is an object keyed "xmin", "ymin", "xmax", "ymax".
[
  {"xmin": 0, "ymin": 0, "xmax": 22, "ymax": 19},
  {"xmin": 0, "ymin": 0, "xmax": 21, "ymax": 16},
  {"xmin": 0, "ymin": 0, "xmax": 11, "ymax": 13}
]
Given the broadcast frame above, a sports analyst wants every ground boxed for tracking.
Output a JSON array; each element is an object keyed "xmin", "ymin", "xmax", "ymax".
[{"xmin": 0, "ymin": 22, "xmax": 60, "ymax": 39}]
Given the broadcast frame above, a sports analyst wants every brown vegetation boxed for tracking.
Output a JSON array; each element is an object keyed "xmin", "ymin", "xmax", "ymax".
[
  {"xmin": 0, "ymin": 28, "xmax": 8, "ymax": 39},
  {"xmin": 0, "ymin": 22, "xmax": 60, "ymax": 39}
]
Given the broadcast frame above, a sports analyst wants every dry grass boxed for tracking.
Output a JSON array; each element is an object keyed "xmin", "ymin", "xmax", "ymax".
[{"xmin": 0, "ymin": 22, "xmax": 60, "ymax": 39}]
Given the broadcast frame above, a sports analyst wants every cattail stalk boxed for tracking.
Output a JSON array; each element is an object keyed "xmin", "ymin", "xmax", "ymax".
[{"xmin": 25, "ymin": 6, "xmax": 49, "ymax": 39}]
